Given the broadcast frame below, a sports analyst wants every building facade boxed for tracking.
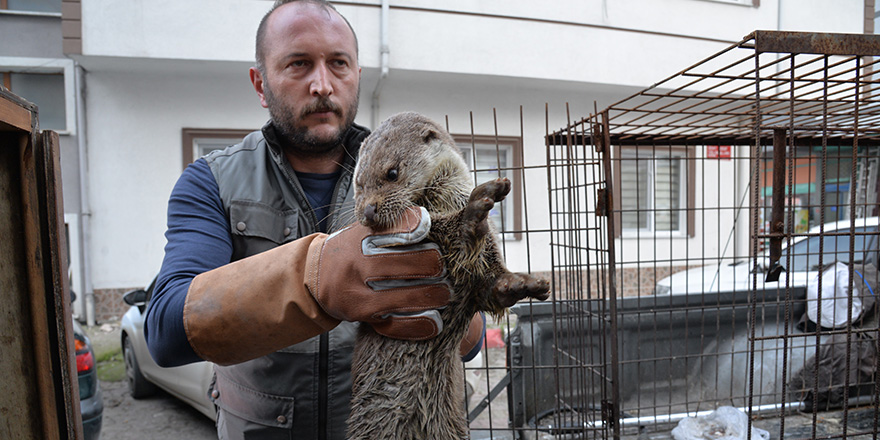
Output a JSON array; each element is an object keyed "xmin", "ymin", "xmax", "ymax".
[{"xmin": 0, "ymin": 0, "xmax": 870, "ymax": 323}]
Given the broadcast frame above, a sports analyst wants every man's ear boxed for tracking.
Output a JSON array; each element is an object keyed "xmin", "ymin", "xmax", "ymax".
[{"xmin": 249, "ymin": 67, "xmax": 269, "ymax": 109}]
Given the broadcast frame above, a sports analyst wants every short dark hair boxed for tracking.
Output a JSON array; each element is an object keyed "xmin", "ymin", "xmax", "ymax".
[{"xmin": 255, "ymin": 0, "xmax": 359, "ymax": 75}]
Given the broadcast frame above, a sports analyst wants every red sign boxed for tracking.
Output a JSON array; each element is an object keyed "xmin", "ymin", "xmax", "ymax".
[{"xmin": 707, "ymin": 145, "xmax": 731, "ymax": 160}]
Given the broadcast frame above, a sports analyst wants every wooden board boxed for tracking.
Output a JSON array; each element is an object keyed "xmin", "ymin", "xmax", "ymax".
[{"xmin": 0, "ymin": 88, "xmax": 81, "ymax": 439}]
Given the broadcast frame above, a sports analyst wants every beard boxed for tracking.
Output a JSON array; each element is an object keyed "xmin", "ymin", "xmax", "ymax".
[{"xmin": 264, "ymin": 82, "xmax": 359, "ymax": 157}]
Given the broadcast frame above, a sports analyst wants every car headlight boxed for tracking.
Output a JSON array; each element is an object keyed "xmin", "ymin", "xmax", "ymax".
[{"xmin": 654, "ymin": 284, "xmax": 671, "ymax": 295}]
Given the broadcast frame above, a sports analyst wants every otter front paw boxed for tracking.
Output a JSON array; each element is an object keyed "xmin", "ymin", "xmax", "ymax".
[
  {"xmin": 492, "ymin": 273, "xmax": 550, "ymax": 308},
  {"xmin": 462, "ymin": 178, "xmax": 511, "ymax": 239}
]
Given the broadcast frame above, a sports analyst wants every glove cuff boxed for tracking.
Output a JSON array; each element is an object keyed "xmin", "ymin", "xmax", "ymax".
[{"xmin": 183, "ymin": 233, "xmax": 340, "ymax": 365}]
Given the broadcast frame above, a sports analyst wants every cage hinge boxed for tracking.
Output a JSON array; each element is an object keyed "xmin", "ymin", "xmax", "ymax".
[
  {"xmin": 593, "ymin": 122, "xmax": 604, "ymax": 153},
  {"xmin": 601, "ymin": 400, "xmax": 616, "ymax": 429},
  {"xmin": 596, "ymin": 188, "xmax": 610, "ymax": 217}
]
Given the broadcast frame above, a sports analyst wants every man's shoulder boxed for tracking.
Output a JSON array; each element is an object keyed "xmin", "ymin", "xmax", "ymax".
[{"xmin": 203, "ymin": 130, "xmax": 266, "ymax": 163}]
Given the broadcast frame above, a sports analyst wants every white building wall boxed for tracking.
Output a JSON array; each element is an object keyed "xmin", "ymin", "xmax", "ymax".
[
  {"xmin": 79, "ymin": 1, "xmax": 862, "ymax": 85},
  {"xmin": 75, "ymin": 0, "xmax": 868, "ymax": 290},
  {"xmin": 84, "ymin": 64, "xmax": 263, "ymax": 287}
]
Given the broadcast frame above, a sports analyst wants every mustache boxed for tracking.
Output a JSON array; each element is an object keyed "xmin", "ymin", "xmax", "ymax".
[{"xmin": 300, "ymin": 97, "xmax": 343, "ymax": 119}]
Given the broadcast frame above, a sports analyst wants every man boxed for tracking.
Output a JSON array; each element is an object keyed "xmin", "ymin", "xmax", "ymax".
[{"xmin": 144, "ymin": 1, "xmax": 484, "ymax": 439}]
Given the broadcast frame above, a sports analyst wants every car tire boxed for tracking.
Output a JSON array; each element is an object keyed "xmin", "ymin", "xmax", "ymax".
[{"xmin": 123, "ymin": 335, "xmax": 157, "ymax": 399}]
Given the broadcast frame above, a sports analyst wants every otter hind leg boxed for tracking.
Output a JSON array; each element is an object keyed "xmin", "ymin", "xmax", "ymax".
[
  {"xmin": 458, "ymin": 178, "xmax": 550, "ymax": 309},
  {"xmin": 492, "ymin": 272, "xmax": 551, "ymax": 308}
]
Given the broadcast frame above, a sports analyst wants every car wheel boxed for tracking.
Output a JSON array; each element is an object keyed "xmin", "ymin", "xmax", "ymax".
[{"xmin": 123, "ymin": 335, "xmax": 157, "ymax": 399}]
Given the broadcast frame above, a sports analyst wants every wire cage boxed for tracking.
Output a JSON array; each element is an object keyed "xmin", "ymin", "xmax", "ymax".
[{"xmin": 461, "ymin": 31, "xmax": 880, "ymax": 440}]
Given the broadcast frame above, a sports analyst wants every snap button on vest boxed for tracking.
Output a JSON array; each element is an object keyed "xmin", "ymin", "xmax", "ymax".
[
  {"xmin": 236, "ymin": 221, "xmax": 246, "ymax": 231},
  {"xmin": 276, "ymin": 415, "xmax": 287, "ymax": 424},
  {"xmin": 211, "ymin": 389, "xmax": 220, "ymax": 399},
  {"xmin": 283, "ymin": 227, "xmax": 291, "ymax": 236}
]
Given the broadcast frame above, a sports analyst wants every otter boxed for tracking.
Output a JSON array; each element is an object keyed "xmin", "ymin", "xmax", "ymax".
[{"xmin": 348, "ymin": 112, "xmax": 550, "ymax": 440}]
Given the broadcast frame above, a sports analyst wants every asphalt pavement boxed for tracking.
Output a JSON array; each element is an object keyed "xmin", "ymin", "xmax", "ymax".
[
  {"xmin": 99, "ymin": 379, "xmax": 217, "ymax": 439},
  {"xmin": 89, "ymin": 321, "xmax": 512, "ymax": 440},
  {"xmin": 85, "ymin": 321, "xmax": 217, "ymax": 440}
]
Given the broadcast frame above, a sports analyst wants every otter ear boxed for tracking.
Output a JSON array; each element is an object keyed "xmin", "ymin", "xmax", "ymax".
[{"xmin": 421, "ymin": 127, "xmax": 439, "ymax": 144}]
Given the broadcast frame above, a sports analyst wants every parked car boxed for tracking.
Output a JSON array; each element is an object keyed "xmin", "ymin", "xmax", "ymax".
[
  {"xmin": 121, "ymin": 278, "xmax": 216, "ymax": 420},
  {"xmin": 654, "ymin": 217, "xmax": 880, "ymax": 295},
  {"xmin": 73, "ymin": 317, "xmax": 103, "ymax": 439}
]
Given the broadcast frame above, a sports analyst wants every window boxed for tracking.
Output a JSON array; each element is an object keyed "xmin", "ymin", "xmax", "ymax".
[
  {"xmin": 1, "ymin": 58, "xmax": 74, "ymax": 133},
  {"xmin": 181, "ymin": 128, "xmax": 253, "ymax": 167},
  {"xmin": 875, "ymin": 0, "xmax": 880, "ymax": 35},
  {"xmin": 614, "ymin": 146, "xmax": 695, "ymax": 236},
  {"xmin": 2, "ymin": 0, "xmax": 62, "ymax": 14},
  {"xmin": 453, "ymin": 134, "xmax": 523, "ymax": 239},
  {"xmin": 2, "ymin": 72, "xmax": 66, "ymax": 131}
]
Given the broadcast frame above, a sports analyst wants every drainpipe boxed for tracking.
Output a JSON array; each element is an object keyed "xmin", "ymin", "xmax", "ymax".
[
  {"xmin": 370, "ymin": 0, "xmax": 390, "ymax": 129},
  {"xmin": 74, "ymin": 62, "xmax": 95, "ymax": 326}
]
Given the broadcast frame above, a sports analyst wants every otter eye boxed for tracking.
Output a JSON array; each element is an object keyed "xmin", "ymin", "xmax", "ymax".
[{"xmin": 386, "ymin": 168, "xmax": 399, "ymax": 182}]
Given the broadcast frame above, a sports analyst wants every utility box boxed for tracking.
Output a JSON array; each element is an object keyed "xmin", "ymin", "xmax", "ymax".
[{"xmin": 0, "ymin": 88, "xmax": 82, "ymax": 439}]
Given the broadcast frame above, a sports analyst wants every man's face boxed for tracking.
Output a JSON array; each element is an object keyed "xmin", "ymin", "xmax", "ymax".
[{"xmin": 254, "ymin": 3, "xmax": 361, "ymax": 155}]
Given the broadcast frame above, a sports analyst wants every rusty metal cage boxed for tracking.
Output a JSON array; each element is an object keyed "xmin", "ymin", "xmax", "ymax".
[{"xmin": 461, "ymin": 31, "xmax": 880, "ymax": 440}]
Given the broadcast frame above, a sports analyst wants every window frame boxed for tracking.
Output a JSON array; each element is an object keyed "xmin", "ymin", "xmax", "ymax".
[
  {"xmin": 613, "ymin": 144, "xmax": 696, "ymax": 238},
  {"xmin": 694, "ymin": 0, "xmax": 757, "ymax": 6},
  {"xmin": 0, "ymin": 57, "xmax": 75, "ymax": 134},
  {"xmin": 181, "ymin": 128, "xmax": 253, "ymax": 168},
  {"xmin": 452, "ymin": 134, "xmax": 523, "ymax": 241},
  {"xmin": 0, "ymin": 0, "xmax": 63, "ymax": 15}
]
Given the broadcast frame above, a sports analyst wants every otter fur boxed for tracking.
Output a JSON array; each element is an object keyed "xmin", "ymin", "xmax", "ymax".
[{"xmin": 348, "ymin": 112, "xmax": 550, "ymax": 439}]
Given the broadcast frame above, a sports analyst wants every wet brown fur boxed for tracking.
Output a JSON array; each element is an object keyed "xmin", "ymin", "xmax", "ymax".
[{"xmin": 348, "ymin": 112, "xmax": 549, "ymax": 440}]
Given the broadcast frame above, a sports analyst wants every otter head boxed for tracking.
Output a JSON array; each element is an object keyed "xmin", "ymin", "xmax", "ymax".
[{"xmin": 354, "ymin": 112, "xmax": 473, "ymax": 229}]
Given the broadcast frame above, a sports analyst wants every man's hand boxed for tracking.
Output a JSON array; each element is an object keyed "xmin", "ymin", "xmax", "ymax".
[{"xmin": 306, "ymin": 206, "xmax": 451, "ymax": 340}]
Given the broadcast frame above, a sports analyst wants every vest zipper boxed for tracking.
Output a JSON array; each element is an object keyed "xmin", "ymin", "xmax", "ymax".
[
  {"xmin": 281, "ymin": 167, "xmax": 320, "ymax": 232},
  {"xmin": 318, "ymin": 333, "xmax": 329, "ymax": 440},
  {"xmin": 324, "ymin": 168, "xmax": 348, "ymax": 232}
]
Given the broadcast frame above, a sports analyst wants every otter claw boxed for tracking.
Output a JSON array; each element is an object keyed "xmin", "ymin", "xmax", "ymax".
[
  {"xmin": 463, "ymin": 178, "xmax": 510, "ymax": 226},
  {"xmin": 470, "ymin": 178, "xmax": 510, "ymax": 204},
  {"xmin": 492, "ymin": 273, "xmax": 550, "ymax": 308}
]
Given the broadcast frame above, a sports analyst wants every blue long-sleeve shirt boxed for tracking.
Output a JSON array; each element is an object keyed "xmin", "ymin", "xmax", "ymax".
[
  {"xmin": 145, "ymin": 158, "xmax": 229, "ymax": 366},
  {"xmin": 144, "ymin": 158, "xmax": 483, "ymax": 367}
]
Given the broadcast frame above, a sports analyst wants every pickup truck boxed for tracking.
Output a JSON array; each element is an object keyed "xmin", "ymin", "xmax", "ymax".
[{"xmin": 500, "ymin": 283, "xmax": 877, "ymax": 439}]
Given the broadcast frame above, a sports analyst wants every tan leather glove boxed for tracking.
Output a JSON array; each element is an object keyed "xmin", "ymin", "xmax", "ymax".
[
  {"xmin": 184, "ymin": 206, "xmax": 450, "ymax": 365},
  {"xmin": 306, "ymin": 206, "xmax": 451, "ymax": 340}
]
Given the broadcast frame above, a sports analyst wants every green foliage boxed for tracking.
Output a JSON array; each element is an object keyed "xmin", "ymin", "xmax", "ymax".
[{"xmin": 97, "ymin": 350, "xmax": 125, "ymax": 382}]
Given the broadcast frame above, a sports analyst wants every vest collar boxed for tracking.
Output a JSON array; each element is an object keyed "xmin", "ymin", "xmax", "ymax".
[{"xmin": 260, "ymin": 120, "xmax": 369, "ymax": 172}]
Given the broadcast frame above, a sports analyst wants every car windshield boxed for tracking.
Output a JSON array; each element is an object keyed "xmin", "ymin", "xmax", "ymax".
[{"xmin": 780, "ymin": 226, "xmax": 876, "ymax": 272}]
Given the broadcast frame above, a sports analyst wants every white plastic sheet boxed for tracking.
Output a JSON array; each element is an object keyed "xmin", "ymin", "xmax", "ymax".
[
  {"xmin": 671, "ymin": 407, "xmax": 769, "ymax": 440},
  {"xmin": 807, "ymin": 262, "xmax": 865, "ymax": 328}
]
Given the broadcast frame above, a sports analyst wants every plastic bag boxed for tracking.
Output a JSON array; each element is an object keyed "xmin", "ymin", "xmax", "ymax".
[
  {"xmin": 671, "ymin": 407, "xmax": 769, "ymax": 440},
  {"xmin": 807, "ymin": 262, "xmax": 870, "ymax": 328}
]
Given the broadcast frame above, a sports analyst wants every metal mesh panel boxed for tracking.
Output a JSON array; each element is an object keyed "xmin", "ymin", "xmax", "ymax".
[{"xmin": 462, "ymin": 31, "xmax": 880, "ymax": 440}]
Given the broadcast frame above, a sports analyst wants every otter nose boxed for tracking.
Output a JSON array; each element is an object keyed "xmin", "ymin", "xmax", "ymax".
[{"xmin": 363, "ymin": 203, "xmax": 377, "ymax": 223}]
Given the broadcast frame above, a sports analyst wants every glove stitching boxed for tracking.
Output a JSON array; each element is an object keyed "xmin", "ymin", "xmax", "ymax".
[{"xmin": 309, "ymin": 240, "xmax": 330, "ymax": 314}]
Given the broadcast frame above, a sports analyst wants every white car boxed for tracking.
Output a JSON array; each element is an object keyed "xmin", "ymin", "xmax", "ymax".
[
  {"xmin": 654, "ymin": 217, "xmax": 880, "ymax": 295},
  {"xmin": 121, "ymin": 278, "xmax": 216, "ymax": 420}
]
